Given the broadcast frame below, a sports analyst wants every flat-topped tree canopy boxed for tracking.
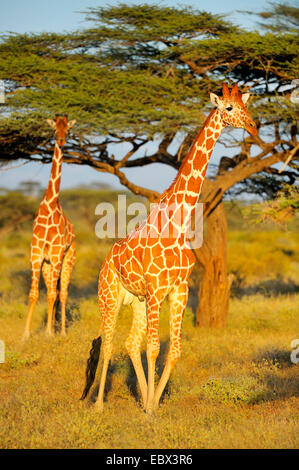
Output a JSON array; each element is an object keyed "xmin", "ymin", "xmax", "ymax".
[{"xmin": 0, "ymin": 2, "xmax": 298, "ymax": 203}]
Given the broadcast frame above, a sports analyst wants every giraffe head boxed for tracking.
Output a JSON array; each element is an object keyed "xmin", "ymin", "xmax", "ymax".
[
  {"xmin": 47, "ymin": 114, "xmax": 76, "ymax": 147},
  {"xmin": 210, "ymin": 83, "xmax": 257, "ymax": 136}
]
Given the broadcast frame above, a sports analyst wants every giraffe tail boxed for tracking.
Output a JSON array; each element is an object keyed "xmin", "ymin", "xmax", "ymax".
[{"xmin": 80, "ymin": 332, "xmax": 102, "ymax": 400}]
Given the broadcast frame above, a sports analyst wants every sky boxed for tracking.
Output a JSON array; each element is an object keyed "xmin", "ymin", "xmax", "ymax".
[{"xmin": 0, "ymin": 0, "xmax": 270, "ymax": 193}]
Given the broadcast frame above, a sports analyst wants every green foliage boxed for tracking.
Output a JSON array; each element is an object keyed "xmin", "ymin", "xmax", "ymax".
[
  {"xmin": 201, "ymin": 376, "xmax": 272, "ymax": 405},
  {"xmin": 243, "ymin": 184, "xmax": 299, "ymax": 225},
  {"xmin": 84, "ymin": 3, "xmax": 232, "ymax": 39},
  {"xmin": 252, "ymin": 2, "xmax": 299, "ymax": 33},
  {"xmin": 228, "ymin": 229, "xmax": 299, "ymax": 283},
  {"xmin": 0, "ymin": 191, "xmax": 37, "ymax": 233},
  {"xmin": 274, "ymin": 184, "xmax": 299, "ymax": 211},
  {"xmin": 4, "ymin": 350, "xmax": 40, "ymax": 370},
  {"xmin": 0, "ymin": 2, "xmax": 298, "ymax": 195},
  {"xmin": 0, "ymin": 2, "xmax": 229, "ymax": 138}
]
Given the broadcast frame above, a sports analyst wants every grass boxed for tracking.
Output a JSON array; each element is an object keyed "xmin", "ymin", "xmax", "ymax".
[
  {"xmin": 0, "ymin": 293, "xmax": 298, "ymax": 449},
  {"xmin": 0, "ymin": 191, "xmax": 298, "ymax": 449}
]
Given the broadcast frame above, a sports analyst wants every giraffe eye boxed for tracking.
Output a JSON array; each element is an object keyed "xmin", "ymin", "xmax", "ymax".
[{"xmin": 226, "ymin": 106, "xmax": 233, "ymax": 111}]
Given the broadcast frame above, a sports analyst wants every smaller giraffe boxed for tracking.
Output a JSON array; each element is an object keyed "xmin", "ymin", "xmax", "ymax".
[{"xmin": 23, "ymin": 115, "xmax": 76, "ymax": 340}]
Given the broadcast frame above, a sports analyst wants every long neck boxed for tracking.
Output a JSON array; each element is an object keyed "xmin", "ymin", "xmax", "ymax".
[
  {"xmin": 164, "ymin": 108, "xmax": 223, "ymax": 210},
  {"xmin": 44, "ymin": 143, "xmax": 63, "ymax": 208},
  {"xmin": 152, "ymin": 109, "xmax": 224, "ymax": 241}
]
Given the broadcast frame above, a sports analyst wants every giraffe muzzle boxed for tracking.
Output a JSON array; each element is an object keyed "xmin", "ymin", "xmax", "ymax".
[{"xmin": 245, "ymin": 120, "xmax": 258, "ymax": 136}]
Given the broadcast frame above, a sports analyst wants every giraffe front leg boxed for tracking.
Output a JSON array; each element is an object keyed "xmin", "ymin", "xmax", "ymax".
[
  {"xmin": 22, "ymin": 251, "xmax": 43, "ymax": 341},
  {"xmin": 153, "ymin": 282, "xmax": 188, "ymax": 410},
  {"xmin": 42, "ymin": 261, "xmax": 54, "ymax": 337},
  {"xmin": 145, "ymin": 288, "xmax": 164, "ymax": 415},
  {"xmin": 59, "ymin": 240, "xmax": 76, "ymax": 336},
  {"xmin": 45, "ymin": 261, "xmax": 62, "ymax": 337}
]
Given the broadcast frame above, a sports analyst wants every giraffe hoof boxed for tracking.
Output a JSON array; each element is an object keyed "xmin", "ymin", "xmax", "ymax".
[
  {"xmin": 145, "ymin": 405, "xmax": 154, "ymax": 415},
  {"xmin": 153, "ymin": 400, "xmax": 160, "ymax": 411},
  {"xmin": 22, "ymin": 331, "xmax": 30, "ymax": 342},
  {"xmin": 94, "ymin": 401, "xmax": 104, "ymax": 413}
]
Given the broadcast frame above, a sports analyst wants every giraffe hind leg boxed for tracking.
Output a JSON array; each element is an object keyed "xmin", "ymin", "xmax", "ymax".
[
  {"xmin": 44, "ymin": 260, "xmax": 62, "ymax": 337},
  {"xmin": 42, "ymin": 260, "xmax": 57, "ymax": 335},
  {"xmin": 95, "ymin": 279, "xmax": 125, "ymax": 412},
  {"xmin": 22, "ymin": 251, "xmax": 43, "ymax": 341},
  {"xmin": 59, "ymin": 240, "xmax": 76, "ymax": 336}
]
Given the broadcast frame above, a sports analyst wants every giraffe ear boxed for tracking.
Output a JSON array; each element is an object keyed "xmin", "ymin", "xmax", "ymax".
[
  {"xmin": 210, "ymin": 93, "xmax": 220, "ymax": 107},
  {"xmin": 67, "ymin": 119, "xmax": 76, "ymax": 129},
  {"xmin": 47, "ymin": 119, "xmax": 56, "ymax": 129},
  {"xmin": 241, "ymin": 93, "xmax": 250, "ymax": 105}
]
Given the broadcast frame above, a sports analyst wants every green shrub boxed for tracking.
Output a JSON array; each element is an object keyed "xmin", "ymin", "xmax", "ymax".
[
  {"xmin": 4, "ymin": 350, "xmax": 40, "ymax": 370},
  {"xmin": 201, "ymin": 376, "xmax": 273, "ymax": 405}
]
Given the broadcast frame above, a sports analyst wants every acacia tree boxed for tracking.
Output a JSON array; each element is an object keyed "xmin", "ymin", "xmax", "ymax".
[{"xmin": 0, "ymin": 3, "xmax": 298, "ymax": 326}]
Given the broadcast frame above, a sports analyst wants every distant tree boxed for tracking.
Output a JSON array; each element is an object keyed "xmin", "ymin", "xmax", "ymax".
[
  {"xmin": 18, "ymin": 180, "xmax": 42, "ymax": 197},
  {"xmin": 247, "ymin": 1, "xmax": 299, "ymax": 32},
  {"xmin": 0, "ymin": 186, "xmax": 8, "ymax": 195},
  {"xmin": 0, "ymin": 192, "xmax": 37, "ymax": 235},
  {"xmin": 0, "ymin": 3, "xmax": 298, "ymax": 326},
  {"xmin": 245, "ymin": 184, "xmax": 299, "ymax": 225},
  {"xmin": 79, "ymin": 181, "xmax": 113, "ymax": 190}
]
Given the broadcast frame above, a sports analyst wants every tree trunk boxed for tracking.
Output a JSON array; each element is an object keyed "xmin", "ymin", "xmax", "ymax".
[{"xmin": 194, "ymin": 182, "xmax": 233, "ymax": 327}]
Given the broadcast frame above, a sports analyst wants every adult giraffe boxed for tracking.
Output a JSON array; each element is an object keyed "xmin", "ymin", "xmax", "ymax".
[
  {"xmin": 81, "ymin": 84, "xmax": 257, "ymax": 413},
  {"xmin": 22, "ymin": 115, "xmax": 76, "ymax": 340}
]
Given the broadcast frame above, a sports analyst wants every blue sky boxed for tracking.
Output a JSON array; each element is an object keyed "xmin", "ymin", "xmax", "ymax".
[
  {"xmin": 0, "ymin": 0, "xmax": 269, "ymax": 193},
  {"xmin": 0, "ymin": 0, "xmax": 265, "ymax": 34}
]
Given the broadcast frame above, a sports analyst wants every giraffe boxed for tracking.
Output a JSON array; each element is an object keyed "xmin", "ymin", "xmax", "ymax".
[
  {"xmin": 81, "ymin": 83, "xmax": 257, "ymax": 413},
  {"xmin": 22, "ymin": 115, "xmax": 76, "ymax": 340}
]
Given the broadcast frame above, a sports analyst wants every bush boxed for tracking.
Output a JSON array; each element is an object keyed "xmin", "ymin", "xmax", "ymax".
[{"xmin": 201, "ymin": 376, "xmax": 273, "ymax": 405}]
